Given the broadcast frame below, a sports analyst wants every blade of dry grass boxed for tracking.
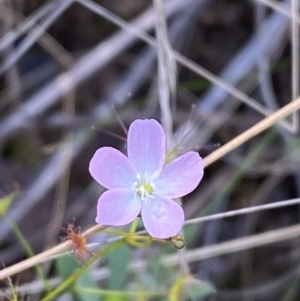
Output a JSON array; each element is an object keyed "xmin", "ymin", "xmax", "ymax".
[
  {"xmin": 0, "ymin": 224, "xmax": 104, "ymax": 281},
  {"xmin": 154, "ymin": 0, "xmax": 176, "ymax": 139},
  {"xmin": 203, "ymin": 97, "xmax": 300, "ymax": 167},
  {"xmin": 185, "ymin": 197, "xmax": 300, "ymax": 226}
]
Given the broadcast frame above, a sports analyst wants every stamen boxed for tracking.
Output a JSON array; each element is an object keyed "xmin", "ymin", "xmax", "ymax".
[{"xmin": 136, "ymin": 181, "xmax": 154, "ymax": 201}]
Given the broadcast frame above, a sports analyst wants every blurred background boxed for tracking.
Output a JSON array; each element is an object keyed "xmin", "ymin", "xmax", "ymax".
[{"xmin": 0, "ymin": 0, "xmax": 300, "ymax": 300}]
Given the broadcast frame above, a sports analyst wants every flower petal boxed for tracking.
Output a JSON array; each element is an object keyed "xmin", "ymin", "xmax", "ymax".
[
  {"xmin": 141, "ymin": 195, "xmax": 184, "ymax": 238},
  {"xmin": 89, "ymin": 147, "xmax": 137, "ymax": 189},
  {"xmin": 96, "ymin": 188, "xmax": 141, "ymax": 226},
  {"xmin": 154, "ymin": 152, "xmax": 204, "ymax": 198},
  {"xmin": 127, "ymin": 119, "xmax": 165, "ymax": 181}
]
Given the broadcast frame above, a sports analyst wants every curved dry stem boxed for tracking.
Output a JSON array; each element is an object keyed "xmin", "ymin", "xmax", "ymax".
[
  {"xmin": 0, "ymin": 224, "xmax": 104, "ymax": 281},
  {"xmin": 203, "ymin": 97, "xmax": 300, "ymax": 167}
]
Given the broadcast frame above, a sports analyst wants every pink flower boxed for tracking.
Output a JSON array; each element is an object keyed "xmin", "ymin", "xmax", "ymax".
[{"xmin": 89, "ymin": 119, "xmax": 204, "ymax": 239}]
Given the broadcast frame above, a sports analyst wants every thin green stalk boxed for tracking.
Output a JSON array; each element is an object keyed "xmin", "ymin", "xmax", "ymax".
[
  {"xmin": 6, "ymin": 217, "xmax": 50, "ymax": 292},
  {"xmin": 129, "ymin": 217, "xmax": 140, "ymax": 233},
  {"xmin": 281, "ymin": 271, "xmax": 300, "ymax": 301},
  {"xmin": 41, "ymin": 238, "xmax": 127, "ymax": 301},
  {"xmin": 75, "ymin": 286, "xmax": 165, "ymax": 298}
]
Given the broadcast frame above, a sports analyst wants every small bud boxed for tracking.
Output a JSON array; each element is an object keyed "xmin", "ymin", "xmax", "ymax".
[
  {"xmin": 174, "ymin": 238, "xmax": 185, "ymax": 249},
  {"xmin": 171, "ymin": 235, "xmax": 185, "ymax": 249}
]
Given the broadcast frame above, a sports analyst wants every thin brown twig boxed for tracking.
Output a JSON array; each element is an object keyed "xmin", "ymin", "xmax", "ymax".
[
  {"xmin": 0, "ymin": 224, "xmax": 105, "ymax": 281},
  {"xmin": 203, "ymin": 97, "xmax": 300, "ymax": 167}
]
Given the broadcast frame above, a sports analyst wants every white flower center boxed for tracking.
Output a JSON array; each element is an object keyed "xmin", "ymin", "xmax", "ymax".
[{"xmin": 133, "ymin": 174, "xmax": 155, "ymax": 201}]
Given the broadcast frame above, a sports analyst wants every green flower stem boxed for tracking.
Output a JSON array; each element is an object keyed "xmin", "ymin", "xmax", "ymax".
[
  {"xmin": 74, "ymin": 286, "xmax": 165, "ymax": 298},
  {"xmin": 41, "ymin": 238, "xmax": 127, "ymax": 301},
  {"xmin": 129, "ymin": 217, "xmax": 139, "ymax": 233},
  {"xmin": 6, "ymin": 217, "xmax": 50, "ymax": 292},
  {"xmin": 128, "ymin": 234, "xmax": 152, "ymax": 247},
  {"xmin": 103, "ymin": 223, "xmax": 153, "ymax": 248},
  {"xmin": 103, "ymin": 229, "xmax": 129, "ymax": 236}
]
